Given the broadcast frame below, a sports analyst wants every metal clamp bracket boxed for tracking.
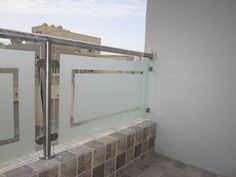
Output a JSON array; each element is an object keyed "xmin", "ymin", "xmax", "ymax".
[
  {"xmin": 146, "ymin": 107, "xmax": 150, "ymax": 113},
  {"xmin": 36, "ymin": 132, "xmax": 58, "ymax": 145},
  {"xmin": 36, "ymin": 59, "xmax": 60, "ymax": 69}
]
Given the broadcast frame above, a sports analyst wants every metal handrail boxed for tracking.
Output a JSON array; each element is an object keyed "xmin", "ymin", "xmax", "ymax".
[{"xmin": 0, "ymin": 28, "xmax": 154, "ymax": 59}]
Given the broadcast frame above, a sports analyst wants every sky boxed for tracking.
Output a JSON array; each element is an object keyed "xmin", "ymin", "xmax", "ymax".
[{"xmin": 0, "ymin": 0, "xmax": 147, "ymax": 51}]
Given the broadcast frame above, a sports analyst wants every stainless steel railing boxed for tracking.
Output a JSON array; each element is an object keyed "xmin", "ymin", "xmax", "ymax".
[{"xmin": 0, "ymin": 27, "xmax": 154, "ymax": 159}]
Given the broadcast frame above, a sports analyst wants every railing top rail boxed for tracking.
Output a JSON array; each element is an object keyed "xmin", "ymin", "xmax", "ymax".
[{"xmin": 0, "ymin": 28, "xmax": 153, "ymax": 59}]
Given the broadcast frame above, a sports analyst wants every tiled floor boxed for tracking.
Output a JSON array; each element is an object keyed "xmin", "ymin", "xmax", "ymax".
[{"xmin": 121, "ymin": 152, "xmax": 226, "ymax": 177}]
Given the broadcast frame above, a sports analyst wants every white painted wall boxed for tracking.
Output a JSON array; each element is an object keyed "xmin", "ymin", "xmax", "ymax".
[{"xmin": 145, "ymin": 0, "xmax": 236, "ymax": 176}]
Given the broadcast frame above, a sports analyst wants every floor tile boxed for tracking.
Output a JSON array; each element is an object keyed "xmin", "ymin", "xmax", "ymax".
[
  {"xmin": 167, "ymin": 160, "xmax": 188, "ymax": 177},
  {"xmin": 160, "ymin": 172, "xmax": 177, "ymax": 177},
  {"xmin": 120, "ymin": 174, "xmax": 131, "ymax": 177},
  {"xmin": 142, "ymin": 166, "xmax": 166, "ymax": 177},
  {"xmin": 151, "ymin": 155, "xmax": 173, "ymax": 170},
  {"xmin": 138, "ymin": 163, "xmax": 150, "ymax": 171},
  {"xmin": 200, "ymin": 171, "xmax": 218, "ymax": 177},
  {"xmin": 126, "ymin": 166, "xmax": 143, "ymax": 177},
  {"xmin": 172, "ymin": 160, "xmax": 188, "ymax": 170},
  {"xmin": 185, "ymin": 165, "xmax": 203, "ymax": 177}
]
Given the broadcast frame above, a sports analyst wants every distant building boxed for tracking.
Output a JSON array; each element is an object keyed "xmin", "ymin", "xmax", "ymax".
[
  {"xmin": 31, "ymin": 23, "xmax": 101, "ymax": 58},
  {"xmin": 32, "ymin": 23, "xmax": 101, "ymax": 44},
  {"xmin": 6, "ymin": 23, "xmax": 101, "ymax": 59}
]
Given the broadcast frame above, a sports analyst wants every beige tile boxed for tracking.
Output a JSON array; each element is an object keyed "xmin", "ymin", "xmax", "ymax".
[
  {"xmin": 60, "ymin": 158, "xmax": 77, "ymax": 177},
  {"xmin": 148, "ymin": 137, "xmax": 155, "ymax": 149},
  {"xmin": 93, "ymin": 163, "xmax": 104, "ymax": 177},
  {"xmin": 116, "ymin": 153, "xmax": 125, "ymax": 170},
  {"xmin": 29, "ymin": 159, "xmax": 60, "ymax": 177},
  {"xmin": 68, "ymin": 145, "xmax": 92, "ymax": 157},
  {"xmin": 118, "ymin": 129, "xmax": 135, "ymax": 150},
  {"xmin": 134, "ymin": 144, "xmax": 142, "ymax": 158},
  {"xmin": 105, "ymin": 158, "xmax": 116, "ymax": 176},
  {"xmin": 77, "ymin": 151, "xmax": 92, "ymax": 175},
  {"xmin": 125, "ymin": 161, "xmax": 134, "ymax": 172},
  {"xmin": 85, "ymin": 140, "xmax": 105, "ymax": 168},
  {"xmin": 97, "ymin": 136, "xmax": 116, "ymax": 160},
  {"xmin": 78, "ymin": 170, "xmax": 92, "ymax": 177},
  {"xmin": 38, "ymin": 167, "xmax": 58, "ymax": 177},
  {"xmin": 4, "ymin": 165, "xmax": 37, "ymax": 177},
  {"xmin": 54, "ymin": 151, "xmax": 77, "ymax": 163},
  {"xmin": 127, "ymin": 126, "xmax": 143, "ymax": 145},
  {"xmin": 134, "ymin": 156, "xmax": 142, "ymax": 167},
  {"xmin": 109, "ymin": 133, "xmax": 126, "ymax": 155},
  {"xmin": 107, "ymin": 173, "xmax": 115, "ymax": 177},
  {"xmin": 106, "ymin": 142, "xmax": 116, "ymax": 160},
  {"xmin": 125, "ymin": 148, "xmax": 134, "ymax": 164},
  {"xmin": 141, "ymin": 140, "xmax": 148, "ymax": 154},
  {"xmin": 55, "ymin": 151, "xmax": 77, "ymax": 177},
  {"xmin": 116, "ymin": 166, "xmax": 126, "ymax": 177}
]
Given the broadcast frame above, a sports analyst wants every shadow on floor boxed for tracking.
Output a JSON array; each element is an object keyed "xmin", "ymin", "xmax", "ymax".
[{"xmin": 121, "ymin": 152, "xmax": 226, "ymax": 177}]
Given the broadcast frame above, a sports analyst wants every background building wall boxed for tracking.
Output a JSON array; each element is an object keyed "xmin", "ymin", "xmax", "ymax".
[{"xmin": 145, "ymin": 0, "xmax": 236, "ymax": 176}]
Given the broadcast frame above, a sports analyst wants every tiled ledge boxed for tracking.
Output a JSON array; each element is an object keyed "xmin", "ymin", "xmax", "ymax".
[{"xmin": 0, "ymin": 119, "xmax": 157, "ymax": 177}]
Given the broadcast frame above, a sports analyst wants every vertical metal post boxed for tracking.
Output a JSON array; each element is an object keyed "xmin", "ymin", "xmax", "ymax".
[{"xmin": 42, "ymin": 40, "xmax": 53, "ymax": 159}]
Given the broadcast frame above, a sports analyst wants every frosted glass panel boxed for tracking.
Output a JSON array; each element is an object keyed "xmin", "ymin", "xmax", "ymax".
[
  {"xmin": 74, "ymin": 73, "xmax": 143, "ymax": 123},
  {"xmin": 0, "ymin": 49, "xmax": 35, "ymax": 163},
  {"xmin": 59, "ymin": 55, "xmax": 149, "ymax": 143},
  {"xmin": 0, "ymin": 74, "xmax": 14, "ymax": 140}
]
